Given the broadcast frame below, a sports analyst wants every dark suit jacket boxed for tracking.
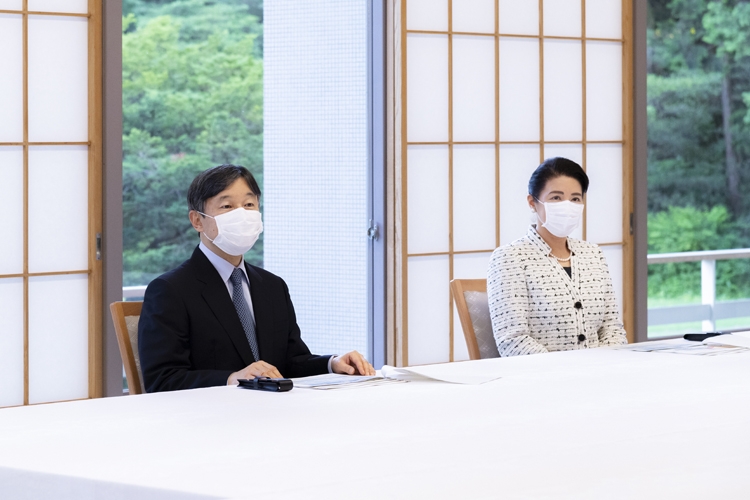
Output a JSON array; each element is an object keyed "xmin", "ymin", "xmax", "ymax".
[{"xmin": 138, "ymin": 247, "xmax": 331, "ymax": 392}]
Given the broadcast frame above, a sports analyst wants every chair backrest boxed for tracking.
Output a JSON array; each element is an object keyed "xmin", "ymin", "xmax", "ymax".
[
  {"xmin": 109, "ymin": 301, "xmax": 145, "ymax": 395},
  {"xmin": 450, "ymin": 279, "xmax": 499, "ymax": 360}
]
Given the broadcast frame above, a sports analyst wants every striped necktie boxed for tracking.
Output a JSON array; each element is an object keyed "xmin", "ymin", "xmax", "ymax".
[{"xmin": 229, "ymin": 268, "xmax": 260, "ymax": 361}]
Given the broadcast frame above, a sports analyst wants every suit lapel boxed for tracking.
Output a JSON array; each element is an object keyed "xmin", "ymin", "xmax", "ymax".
[
  {"xmin": 191, "ymin": 248, "xmax": 256, "ymax": 366},
  {"xmin": 246, "ymin": 263, "xmax": 274, "ymax": 361}
]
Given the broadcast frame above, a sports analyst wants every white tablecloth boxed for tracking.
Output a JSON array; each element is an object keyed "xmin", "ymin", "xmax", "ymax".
[{"xmin": 1, "ymin": 344, "xmax": 749, "ymax": 499}]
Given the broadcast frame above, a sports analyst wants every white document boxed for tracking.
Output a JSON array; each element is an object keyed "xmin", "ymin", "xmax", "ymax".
[
  {"xmin": 292, "ymin": 374, "xmax": 406, "ymax": 390},
  {"xmin": 704, "ymin": 331, "xmax": 750, "ymax": 349},
  {"xmin": 381, "ymin": 360, "xmax": 503, "ymax": 385}
]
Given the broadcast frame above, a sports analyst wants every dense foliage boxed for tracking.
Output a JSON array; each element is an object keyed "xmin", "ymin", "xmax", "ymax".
[
  {"xmin": 122, "ymin": 0, "xmax": 263, "ymax": 286},
  {"xmin": 648, "ymin": 0, "xmax": 750, "ymax": 300}
]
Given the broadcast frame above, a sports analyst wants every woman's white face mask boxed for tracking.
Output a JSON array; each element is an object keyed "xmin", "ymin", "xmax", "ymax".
[
  {"xmin": 536, "ymin": 200, "xmax": 584, "ymax": 238},
  {"xmin": 200, "ymin": 208, "xmax": 263, "ymax": 256}
]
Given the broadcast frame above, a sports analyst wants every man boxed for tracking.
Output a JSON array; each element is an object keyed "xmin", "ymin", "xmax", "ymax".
[{"xmin": 138, "ymin": 164, "xmax": 374, "ymax": 392}]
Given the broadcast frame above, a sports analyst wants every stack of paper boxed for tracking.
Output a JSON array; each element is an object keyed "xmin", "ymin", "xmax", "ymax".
[
  {"xmin": 292, "ymin": 374, "xmax": 406, "ymax": 390},
  {"xmin": 704, "ymin": 330, "xmax": 750, "ymax": 349}
]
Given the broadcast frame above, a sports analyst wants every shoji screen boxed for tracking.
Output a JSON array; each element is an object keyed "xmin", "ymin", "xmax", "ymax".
[
  {"xmin": 0, "ymin": 0, "xmax": 101, "ymax": 407},
  {"xmin": 400, "ymin": 0, "xmax": 633, "ymax": 365}
]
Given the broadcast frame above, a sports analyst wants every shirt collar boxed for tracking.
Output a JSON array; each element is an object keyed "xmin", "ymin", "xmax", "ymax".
[{"xmin": 199, "ymin": 241, "xmax": 250, "ymax": 286}]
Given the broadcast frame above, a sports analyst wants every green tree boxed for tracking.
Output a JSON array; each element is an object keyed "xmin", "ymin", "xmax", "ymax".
[{"xmin": 122, "ymin": 0, "xmax": 263, "ymax": 286}]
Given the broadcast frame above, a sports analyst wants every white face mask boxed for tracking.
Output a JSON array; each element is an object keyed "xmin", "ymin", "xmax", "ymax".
[
  {"xmin": 200, "ymin": 208, "xmax": 263, "ymax": 256},
  {"xmin": 537, "ymin": 200, "xmax": 584, "ymax": 238}
]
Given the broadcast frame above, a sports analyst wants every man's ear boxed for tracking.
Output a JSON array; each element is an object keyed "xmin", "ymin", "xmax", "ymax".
[{"xmin": 188, "ymin": 210, "xmax": 204, "ymax": 232}]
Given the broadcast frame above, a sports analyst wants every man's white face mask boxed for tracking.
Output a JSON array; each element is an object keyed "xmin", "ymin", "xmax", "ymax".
[
  {"xmin": 537, "ymin": 200, "xmax": 584, "ymax": 238},
  {"xmin": 200, "ymin": 208, "xmax": 263, "ymax": 256}
]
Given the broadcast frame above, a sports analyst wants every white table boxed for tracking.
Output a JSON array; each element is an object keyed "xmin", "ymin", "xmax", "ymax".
[{"xmin": 1, "ymin": 343, "xmax": 750, "ymax": 499}]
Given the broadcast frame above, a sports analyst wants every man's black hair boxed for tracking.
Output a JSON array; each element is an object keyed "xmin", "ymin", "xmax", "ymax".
[
  {"xmin": 187, "ymin": 164, "xmax": 261, "ymax": 214},
  {"xmin": 528, "ymin": 157, "xmax": 589, "ymax": 199}
]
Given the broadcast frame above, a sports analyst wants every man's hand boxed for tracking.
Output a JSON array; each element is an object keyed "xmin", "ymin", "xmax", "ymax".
[
  {"xmin": 331, "ymin": 351, "xmax": 376, "ymax": 376},
  {"xmin": 227, "ymin": 361, "xmax": 283, "ymax": 385}
]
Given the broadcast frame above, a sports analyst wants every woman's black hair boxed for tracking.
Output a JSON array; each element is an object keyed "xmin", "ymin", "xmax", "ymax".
[{"xmin": 528, "ymin": 157, "xmax": 589, "ymax": 199}]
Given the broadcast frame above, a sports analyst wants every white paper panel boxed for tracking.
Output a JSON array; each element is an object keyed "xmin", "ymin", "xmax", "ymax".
[
  {"xmin": 407, "ymin": 34, "xmax": 449, "ymax": 143},
  {"xmin": 586, "ymin": 41, "xmax": 623, "ymax": 141},
  {"xmin": 453, "ymin": 252, "xmax": 493, "ymax": 278},
  {"xmin": 28, "ymin": 146, "xmax": 89, "ymax": 273},
  {"xmin": 452, "ymin": 36, "xmax": 495, "ymax": 142},
  {"xmin": 453, "ymin": 145, "xmax": 496, "ymax": 251},
  {"xmin": 27, "ymin": 0, "xmax": 88, "ymax": 14},
  {"xmin": 407, "ymin": 145, "xmax": 449, "ymax": 254},
  {"xmin": 600, "ymin": 245, "xmax": 624, "ymax": 320},
  {"xmin": 586, "ymin": 144, "xmax": 623, "ymax": 244},
  {"xmin": 498, "ymin": 0, "xmax": 538, "ymax": 35},
  {"xmin": 407, "ymin": 255, "xmax": 450, "ymax": 366},
  {"xmin": 0, "ymin": 15, "xmax": 23, "ymax": 142},
  {"xmin": 543, "ymin": 144, "xmax": 583, "ymax": 166},
  {"xmin": 0, "ymin": 147, "xmax": 24, "ymax": 275},
  {"xmin": 586, "ymin": 0, "xmax": 622, "ymax": 39},
  {"xmin": 0, "ymin": 0, "xmax": 22, "ymax": 9},
  {"xmin": 28, "ymin": 274, "xmax": 88, "ymax": 404},
  {"xmin": 0, "ymin": 278, "xmax": 24, "ymax": 408},
  {"xmin": 543, "ymin": 39, "xmax": 582, "ymax": 141},
  {"xmin": 499, "ymin": 38, "xmax": 539, "ymax": 142},
  {"xmin": 406, "ymin": 0, "xmax": 448, "ymax": 32},
  {"xmin": 499, "ymin": 144, "xmax": 539, "ymax": 245},
  {"xmin": 453, "ymin": 0, "xmax": 495, "ymax": 33},
  {"xmin": 28, "ymin": 15, "xmax": 88, "ymax": 142},
  {"xmin": 543, "ymin": 0, "xmax": 581, "ymax": 37}
]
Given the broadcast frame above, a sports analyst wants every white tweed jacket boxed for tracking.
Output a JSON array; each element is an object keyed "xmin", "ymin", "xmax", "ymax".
[{"xmin": 487, "ymin": 225, "xmax": 627, "ymax": 356}]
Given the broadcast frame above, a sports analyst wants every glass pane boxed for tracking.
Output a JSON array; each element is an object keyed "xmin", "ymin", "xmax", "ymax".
[
  {"xmin": 28, "ymin": 146, "xmax": 88, "ymax": 273},
  {"xmin": 586, "ymin": 144, "xmax": 623, "ymax": 244},
  {"xmin": 407, "ymin": 145, "xmax": 449, "ymax": 254},
  {"xmin": 28, "ymin": 15, "xmax": 88, "ymax": 142},
  {"xmin": 406, "ymin": 0, "xmax": 448, "ymax": 31},
  {"xmin": 0, "ymin": 14, "xmax": 23, "ymax": 142},
  {"xmin": 453, "ymin": 145, "xmax": 496, "ymax": 251},
  {"xmin": 264, "ymin": 1, "xmax": 368, "ymax": 357},
  {"xmin": 600, "ymin": 245, "xmax": 623, "ymax": 319},
  {"xmin": 0, "ymin": 278, "xmax": 24, "ymax": 408},
  {"xmin": 543, "ymin": 0, "xmax": 581, "ymax": 37},
  {"xmin": 498, "ymin": 0, "xmax": 538, "ymax": 36},
  {"xmin": 407, "ymin": 255, "xmax": 449, "ymax": 365},
  {"xmin": 28, "ymin": 274, "xmax": 89, "ymax": 404},
  {"xmin": 499, "ymin": 37, "xmax": 539, "ymax": 141},
  {"xmin": 452, "ymin": 35, "xmax": 495, "ymax": 142},
  {"xmin": 0, "ymin": 147, "xmax": 24, "ymax": 275},
  {"xmin": 586, "ymin": 41, "xmax": 623, "ymax": 141},
  {"xmin": 499, "ymin": 144, "xmax": 539, "ymax": 245},
  {"xmin": 407, "ymin": 34, "xmax": 449, "ymax": 142},
  {"xmin": 543, "ymin": 39, "xmax": 582, "ymax": 141},
  {"xmin": 27, "ymin": 0, "xmax": 88, "ymax": 13},
  {"xmin": 452, "ymin": 0, "xmax": 495, "ymax": 34},
  {"xmin": 586, "ymin": 0, "xmax": 621, "ymax": 39}
]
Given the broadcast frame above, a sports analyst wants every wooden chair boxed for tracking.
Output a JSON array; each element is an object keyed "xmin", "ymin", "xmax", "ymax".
[
  {"xmin": 450, "ymin": 279, "xmax": 499, "ymax": 360},
  {"xmin": 110, "ymin": 301, "xmax": 145, "ymax": 395}
]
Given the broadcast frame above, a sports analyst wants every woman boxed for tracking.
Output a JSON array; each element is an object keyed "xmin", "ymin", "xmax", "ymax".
[{"xmin": 487, "ymin": 157, "xmax": 627, "ymax": 356}]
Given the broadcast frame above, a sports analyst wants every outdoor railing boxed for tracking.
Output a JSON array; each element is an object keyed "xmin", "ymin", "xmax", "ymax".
[
  {"xmin": 647, "ymin": 248, "xmax": 750, "ymax": 331},
  {"xmin": 123, "ymin": 248, "xmax": 750, "ymax": 333}
]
